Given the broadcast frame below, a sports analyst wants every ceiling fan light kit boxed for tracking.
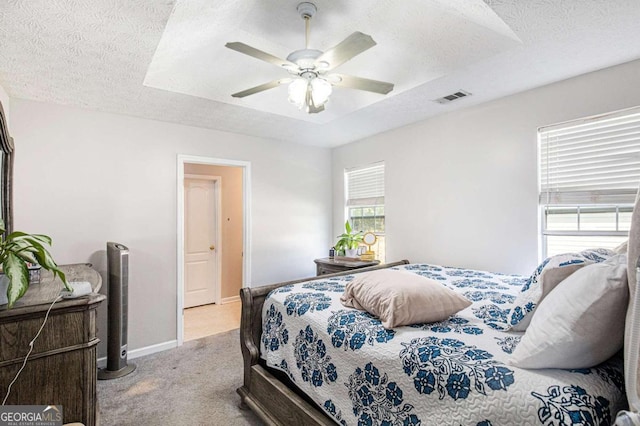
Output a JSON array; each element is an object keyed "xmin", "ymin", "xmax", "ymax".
[
  {"xmin": 225, "ymin": 2, "xmax": 394, "ymax": 114},
  {"xmin": 288, "ymin": 77, "xmax": 332, "ymax": 109}
]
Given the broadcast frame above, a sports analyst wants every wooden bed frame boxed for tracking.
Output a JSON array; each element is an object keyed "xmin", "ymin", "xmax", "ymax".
[{"xmin": 237, "ymin": 260, "xmax": 410, "ymax": 425}]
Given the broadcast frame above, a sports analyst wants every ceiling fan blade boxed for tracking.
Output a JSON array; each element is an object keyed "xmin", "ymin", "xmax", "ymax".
[
  {"xmin": 315, "ymin": 32, "xmax": 376, "ymax": 71},
  {"xmin": 225, "ymin": 42, "xmax": 299, "ymax": 70},
  {"xmin": 329, "ymin": 74, "xmax": 394, "ymax": 95},
  {"xmin": 231, "ymin": 78, "xmax": 292, "ymax": 98}
]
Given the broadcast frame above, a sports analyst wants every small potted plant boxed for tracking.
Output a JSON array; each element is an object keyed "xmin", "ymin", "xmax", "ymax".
[
  {"xmin": 335, "ymin": 220, "xmax": 364, "ymax": 258},
  {"xmin": 0, "ymin": 219, "xmax": 69, "ymax": 308}
]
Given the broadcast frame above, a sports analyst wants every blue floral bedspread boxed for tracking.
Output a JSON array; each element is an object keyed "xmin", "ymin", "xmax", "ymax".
[{"xmin": 260, "ymin": 264, "xmax": 626, "ymax": 426}]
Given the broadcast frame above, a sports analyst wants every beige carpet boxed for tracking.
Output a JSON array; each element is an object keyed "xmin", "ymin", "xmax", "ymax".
[{"xmin": 97, "ymin": 329, "xmax": 263, "ymax": 425}]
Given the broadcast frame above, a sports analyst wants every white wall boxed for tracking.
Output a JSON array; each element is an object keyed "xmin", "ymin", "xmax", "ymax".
[
  {"xmin": 0, "ymin": 83, "xmax": 9, "ymax": 128},
  {"xmin": 11, "ymin": 99, "xmax": 332, "ymax": 355},
  {"xmin": 333, "ymin": 59, "xmax": 640, "ymax": 276}
]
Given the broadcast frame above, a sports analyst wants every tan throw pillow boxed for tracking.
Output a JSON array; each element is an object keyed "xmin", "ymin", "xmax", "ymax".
[{"xmin": 340, "ymin": 269, "xmax": 471, "ymax": 329}]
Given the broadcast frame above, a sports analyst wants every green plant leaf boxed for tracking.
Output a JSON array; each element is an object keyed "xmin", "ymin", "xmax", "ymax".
[
  {"xmin": 14, "ymin": 249, "xmax": 39, "ymax": 265},
  {"xmin": 4, "ymin": 238, "xmax": 47, "ymax": 262},
  {"xmin": 0, "ymin": 229, "xmax": 69, "ymax": 307},
  {"xmin": 56, "ymin": 269, "xmax": 68, "ymax": 286},
  {"xmin": 31, "ymin": 246, "xmax": 70, "ymax": 290},
  {"xmin": 0, "ymin": 218, "xmax": 5, "ymax": 234},
  {"xmin": 6, "ymin": 231, "xmax": 35, "ymax": 240},
  {"xmin": 8, "ymin": 238, "xmax": 39, "ymax": 252},
  {"xmin": 28, "ymin": 234, "xmax": 53, "ymax": 245},
  {"xmin": 7, "ymin": 232, "xmax": 52, "ymax": 246},
  {"xmin": 31, "ymin": 244, "xmax": 56, "ymax": 269},
  {"xmin": 345, "ymin": 220, "xmax": 352, "ymax": 234},
  {"xmin": 4, "ymin": 253, "xmax": 29, "ymax": 308}
]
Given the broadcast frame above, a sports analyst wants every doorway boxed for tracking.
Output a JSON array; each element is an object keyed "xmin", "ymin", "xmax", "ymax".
[
  {"xmin": 184, "ymin": 175, "xmax": 220, "ymax": 308},
  {"xmin": 177, "ymin": 155, "xmax": 251, "ymax": 345}
]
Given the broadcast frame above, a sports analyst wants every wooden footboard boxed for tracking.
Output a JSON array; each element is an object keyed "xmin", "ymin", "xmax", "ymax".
[{"xmin": 237, "ymin": 260, "xmax": 410, "ymax": 425}]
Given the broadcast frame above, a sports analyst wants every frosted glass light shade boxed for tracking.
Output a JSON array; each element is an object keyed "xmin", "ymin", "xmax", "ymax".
[
  {"xmin": 288, "ymin": 79, "xmax": 308, "ymax": 108},
  {"xmin": 311, "ymin": 78, "xmax": 332, "ymax": 106},
  {"xmin": 288, "ymin": 77, "xmax": 332, "ymax": 111}
]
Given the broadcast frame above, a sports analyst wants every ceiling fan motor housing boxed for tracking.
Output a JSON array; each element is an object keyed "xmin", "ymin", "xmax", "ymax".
[{"xmin": 286, "ymin": 49, "xmax": 323, "ymax": 73}]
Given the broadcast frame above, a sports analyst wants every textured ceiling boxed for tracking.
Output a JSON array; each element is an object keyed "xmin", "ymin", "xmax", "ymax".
[
  {"xmin": 1, "ymin": 0, "xmax": 640, "ymax": 147},
  {"xmin": 144, "ymin": 0, "xmax": 521, "ymax": 124}
]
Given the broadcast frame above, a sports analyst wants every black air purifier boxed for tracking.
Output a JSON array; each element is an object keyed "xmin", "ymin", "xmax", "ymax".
[{"xmin": 98, "ymin": 242, "xmax": 136, "ymax": 379}]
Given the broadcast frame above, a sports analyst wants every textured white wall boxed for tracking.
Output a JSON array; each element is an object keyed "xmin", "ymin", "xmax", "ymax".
[
  {"xmin": 10, "ymin": 99, "xmax": 332, "ymax": 354},
  {"xmin": 333, "ymin": 59, "xmax": 640, "ymax": 276},
  {"xmin": 0, "ymin": 83, "xmax": 9, "ymax": 128}
]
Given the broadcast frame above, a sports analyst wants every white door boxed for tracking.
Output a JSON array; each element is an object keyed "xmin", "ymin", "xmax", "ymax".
[{"xmin": 184, "ymin": 178, "xmax": 218, "ymax": 308}]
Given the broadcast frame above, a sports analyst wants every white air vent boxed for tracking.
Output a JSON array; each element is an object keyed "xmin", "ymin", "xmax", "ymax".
[{"xmin": 433, "ymin": 90, "xmax": 472, "ymax": 104}]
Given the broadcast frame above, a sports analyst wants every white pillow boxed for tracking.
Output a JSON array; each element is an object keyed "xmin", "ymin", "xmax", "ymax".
[
  {"xmin": 614, "ymin": 239, "xmax": 628, "ymax": 254},
  {"xmin": 507, "ymin": 248, "xmax": 615, "ymax": 331},
  {"xmin": 340, "ymin": 269, "xmax": 471, "ymax": 329},
  {"xmin": 509, "ymin": 254, "xmax": 628, "ymax": 369}
]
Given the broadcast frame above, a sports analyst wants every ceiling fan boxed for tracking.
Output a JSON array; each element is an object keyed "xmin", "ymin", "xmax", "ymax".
[{"xmin": 225, "ymin": 2, "xmax": 394, "ymax": 114}]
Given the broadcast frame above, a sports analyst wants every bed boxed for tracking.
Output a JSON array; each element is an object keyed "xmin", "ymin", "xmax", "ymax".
[{"xmin": 238, "ymin": 197, "xmax": 640, "ymax": 426}]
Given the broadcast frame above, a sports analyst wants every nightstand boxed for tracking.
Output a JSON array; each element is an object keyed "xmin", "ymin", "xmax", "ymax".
[{"xmin": 314, "ymin": 257, "xmax": 380, "ymax": 276}]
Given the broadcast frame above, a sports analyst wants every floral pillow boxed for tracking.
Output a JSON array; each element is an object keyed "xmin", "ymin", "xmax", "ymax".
[{"xmin": 507, "ymin": 248, "xmax": 616, "ymax": 331}]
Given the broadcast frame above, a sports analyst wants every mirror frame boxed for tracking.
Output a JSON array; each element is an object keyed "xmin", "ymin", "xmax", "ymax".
[
  {"xmin": 363, "ymin": 232, "xmax": 377, "ymax": 246},
  {"xmin": 0, "ymin": 100, "xmax": 14, "ymax": 235}
]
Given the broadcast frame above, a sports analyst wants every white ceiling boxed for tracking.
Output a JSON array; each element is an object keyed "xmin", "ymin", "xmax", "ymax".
[
  {"xmin": 144, "ymin": 0, "xmax": 521, "ymax": 124},
  {"xmin": 1, "ymin": 0, "xmax": 640, "ymax": 147}
]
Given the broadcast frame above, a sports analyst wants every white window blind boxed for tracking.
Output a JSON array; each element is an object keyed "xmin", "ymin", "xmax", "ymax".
[
  {"xmin": 346, "ymin": 163, "xmax": 385, "ymax": 206},
  {"xmin": 539, "ymin": 106, "xmax": 640, "ymax": 205}
]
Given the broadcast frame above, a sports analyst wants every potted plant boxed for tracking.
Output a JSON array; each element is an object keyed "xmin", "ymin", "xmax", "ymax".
[
  {"xmin": 0, "ymin": 219, "xmax": 69, "ymax": 308},
  {"xmin": 335, "ymin": 220, "xmax": 364, "ymax": 258}
]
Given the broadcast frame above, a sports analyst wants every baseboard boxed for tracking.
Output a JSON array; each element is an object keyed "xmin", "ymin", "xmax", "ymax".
[
  {"xmin": 97, "ymin": 339, "xmax": 178, "ymax": 368},
  {"xmin": 221, "ymin": 295, "xmax": 240, "ymax": 304}
]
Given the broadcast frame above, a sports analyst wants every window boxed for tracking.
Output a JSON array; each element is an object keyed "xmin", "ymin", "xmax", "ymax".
[
  {"xmin": 345, "ymin": 162, "xmax": 385, "ymax": 262},
  {"xmin": 539, "ymin": 106, "xmax": 640, "ymax": 257}
]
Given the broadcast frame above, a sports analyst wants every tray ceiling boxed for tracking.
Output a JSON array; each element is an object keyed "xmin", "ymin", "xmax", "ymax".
[
  {"xmin": 1, "ymin": 0, "xmax": 640, "ymax": 146},
  {"xmin": 143, "ymin": 0, "xmax": 521, "ymax": 124}
]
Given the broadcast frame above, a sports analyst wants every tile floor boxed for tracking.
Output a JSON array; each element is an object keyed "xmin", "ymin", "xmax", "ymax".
[{"xmin": 183, "ymin": 300, "xmax": 241, "ymax": 341}]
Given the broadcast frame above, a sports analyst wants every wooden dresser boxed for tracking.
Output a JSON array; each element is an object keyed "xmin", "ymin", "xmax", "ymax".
[{"xmin": 0, "ymin": 264, "xmax": 105, "ymax": 426}]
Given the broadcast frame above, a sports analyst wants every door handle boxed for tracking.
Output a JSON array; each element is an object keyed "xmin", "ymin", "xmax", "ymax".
[{"xmin": 209, "ymin": 245, "xmax": 215, "ymax": 251}]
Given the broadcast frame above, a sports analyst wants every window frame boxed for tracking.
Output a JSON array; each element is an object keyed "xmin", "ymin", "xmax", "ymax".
[
  {"xmin": 540, "ymin": 204, "xmax": 631, "ymax": 257},
  {"xmin": 538, "ymin": 106, "xmax": 640, "ymax": 258},
  {"xmin": 344, "ymin": 162, "xmax": 385, "ymax": 261}
]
